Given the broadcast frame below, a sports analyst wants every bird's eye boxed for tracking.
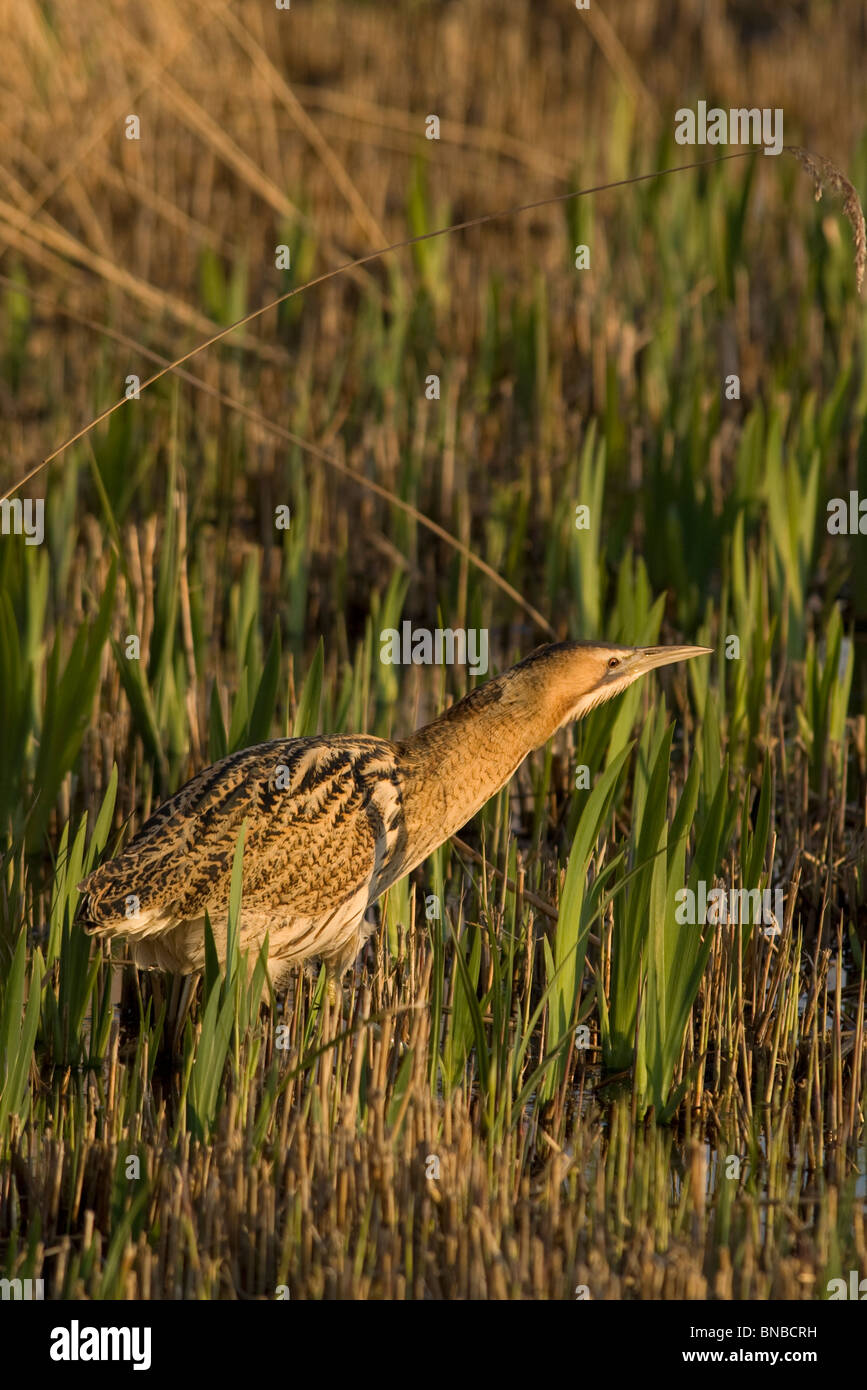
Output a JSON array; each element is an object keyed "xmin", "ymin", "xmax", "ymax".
[{"xmin": 607, "ymin": 657, "xmax": 620, "ymax": 669}]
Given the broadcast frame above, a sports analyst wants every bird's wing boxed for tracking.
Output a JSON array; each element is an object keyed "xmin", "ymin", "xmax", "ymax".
[{"xmin": 78, "ymin": 735, "xmax": 405, "ymax": 936}]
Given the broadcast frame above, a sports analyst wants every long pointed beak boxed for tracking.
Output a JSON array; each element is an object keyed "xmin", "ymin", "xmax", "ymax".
[{"xmin": 624, "ymin": 644, "xmax": 713, "ymax": 677}]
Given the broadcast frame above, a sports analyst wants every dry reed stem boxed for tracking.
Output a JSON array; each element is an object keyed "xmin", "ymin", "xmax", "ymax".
[{"xmin": 786, "ymin": 144, "xmax": 867, "ymax": 293}]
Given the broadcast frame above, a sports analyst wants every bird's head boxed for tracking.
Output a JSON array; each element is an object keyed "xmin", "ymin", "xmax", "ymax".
[{"xmin": 514, "ymin": 640, "xmax": 713, "ymax": 733}]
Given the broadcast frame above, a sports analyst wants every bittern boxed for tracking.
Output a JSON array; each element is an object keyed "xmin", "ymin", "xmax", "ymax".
[{"xmin": 78, "ymin": 640, "xmax": 711, "ymax": 993}]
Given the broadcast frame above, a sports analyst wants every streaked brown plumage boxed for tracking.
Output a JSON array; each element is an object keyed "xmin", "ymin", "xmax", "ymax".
[{"xmin": 78, "ymin": 640, "xmax": 711, "ymax": 992}]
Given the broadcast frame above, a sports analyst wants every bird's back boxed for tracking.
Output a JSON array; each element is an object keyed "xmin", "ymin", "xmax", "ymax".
[{"xmin": 78, "ymin": 734, "xmax": 408, "ymax": 975}]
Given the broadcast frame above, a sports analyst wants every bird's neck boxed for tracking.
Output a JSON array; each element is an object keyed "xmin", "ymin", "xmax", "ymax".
[{"xmin": 396, "ymin": 669, "xmax": 563, "ymax": 867}]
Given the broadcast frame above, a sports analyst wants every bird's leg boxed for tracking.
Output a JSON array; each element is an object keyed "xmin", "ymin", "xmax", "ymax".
[
  {"xmin": 318, "ymin": 913, "xmax": 368, "ymax": 1010},
  {"xmin": 325, "ymin": 960, "xmax": 352, "ymax": 1011},
  {"xmin": 298, "ymin": 957, "xmax": 346, "ymax": 1012},
  {"xmin": 322, "ymin": 939, "xmax": 361, "ymax": 1012}
]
